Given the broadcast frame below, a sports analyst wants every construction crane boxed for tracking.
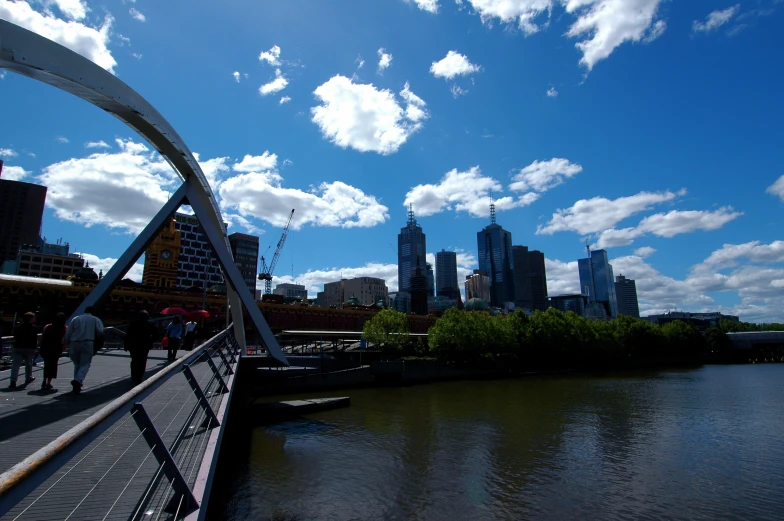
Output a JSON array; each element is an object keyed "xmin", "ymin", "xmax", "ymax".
[{"xmin": 258, "ymin": 209, "xmax": 295, "ymax": 295}]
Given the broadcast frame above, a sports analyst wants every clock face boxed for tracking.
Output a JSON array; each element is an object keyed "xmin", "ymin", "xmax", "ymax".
[{"xmin": 161, "ymin": 250, "xmax": 172, "ymax": 260}]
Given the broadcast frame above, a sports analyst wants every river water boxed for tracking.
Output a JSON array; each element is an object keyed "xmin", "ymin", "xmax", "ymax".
[{"xmin": 220, "ymin": 365, "xmax": 784, "ymax": 520}]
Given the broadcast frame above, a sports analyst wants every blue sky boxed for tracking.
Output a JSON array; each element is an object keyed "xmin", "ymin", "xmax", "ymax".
[{"xmin": 1, "ymin": 0, "xmax": 783, "ymax": 322}]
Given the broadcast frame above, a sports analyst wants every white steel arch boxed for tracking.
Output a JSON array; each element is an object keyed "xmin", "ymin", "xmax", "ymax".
[{"xmin": 0, "ymin": 20, "xmax": 287, "ymax": 365}]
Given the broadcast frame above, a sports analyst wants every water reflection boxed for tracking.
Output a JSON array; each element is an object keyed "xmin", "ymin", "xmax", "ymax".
[{"xmin": 219, "ymin": 365, "xmax": 784, "ymax": 521}]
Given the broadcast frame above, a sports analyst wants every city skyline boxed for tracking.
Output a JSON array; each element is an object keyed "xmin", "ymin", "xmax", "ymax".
[{"xmin": 1, "ymin": 1, "xmax": 783, "ymax": 322}]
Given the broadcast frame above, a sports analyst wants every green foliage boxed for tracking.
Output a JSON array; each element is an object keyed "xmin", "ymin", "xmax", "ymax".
[
  {"xmin": 704, "ymin": 327, "xmax": 731, "ymax": 353},
  {"xmin": 362, "ymin": 309, "xmax": 409, "ymax": 354},
  {"xmin": 720, "ymin": 320, "xmax": 784, "ymax": 333}
]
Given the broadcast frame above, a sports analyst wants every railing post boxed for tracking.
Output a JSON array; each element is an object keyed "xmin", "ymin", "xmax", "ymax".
[
  {"xmin": 213, "ymin": 344, "xmax": 234, "ymax": 375},
  {"xmin": 131, "ymin": 403, "xmax": 199, "ymax": 515},
  {"xmin": 204, "ymin": 355, "xmax": 229, "ymax": 393},
  {"xmin": 182, "ymin": 365, "xmax": 220, "ymax": 429}
]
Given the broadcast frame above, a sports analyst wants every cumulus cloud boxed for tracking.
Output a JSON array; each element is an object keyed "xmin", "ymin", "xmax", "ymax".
[
  {"xmin": 767, "ymin": 174, "xmax": 784, "ymax": 201},
  {"xmin": 460, "ymin": 0, "xmax": 553, "ymax": 35},
  {"xmin": 56, "ymin": 136, "xmax": 70, "ymax": 144},
  {"xmin": 0, "ymin": 0, "xmax": 117, "ymax": 72},
  {"xmin": 377, "ymin": 48, "xmax": 392, "ymax": 73},
  {"xmin": 1, "ymin": 165, "xmax": 31, "ymax": 181},
  {"xmin": 259, "ymin": 69, "xmax": 288, "ymax": 96},
  {"xmin": 695, "ymin": 240, "xmax": 784, "ymax": 272},
  {"xmin": 509, "ymin": 158, "xmax": 582, "ymax": 193},
  {"xmin": 258, "ymin": 45, "xmax": 281, "ymax": 66},
  {"xmin": 75, "ymin": 252, "xmax": 144, "ymax": 282},
  {"xmin": 0, "ymin": 147, "xmax": 17, "ymax": 157},
  {"xmin": 310, "ymin": 75, "xmax": 428, "ymax": 155},
  {"xmin": 85, "ymin": 140, "xmax": 110, "ymax": 149},
  {"xmin": 546, "ymin": 87, "xmax": 558, "ymax": 97},
  {"xmin": 537, "ymin": 190, "xmax": 682, "ymax": 235},
  {"xmin": 37, "ymin": 138, "xmax": 179, "ymax": 233},
  {"xmin": 232, "ymin": 152, "xmax": 278, "ymax": 173},
  {"xmin": 233, "ymin": 71, "xmax": 241, "ymax": 83},
  {"xmin": 564, "ymin": 0, "xmax": 666, "ymax": 70},
  {"xmin": 194, "ymin": 154, "xmax": 230, "ymax": 189},
  {"xmin": 404, "ymin": 0, "xmax": 439, "ymax": 13},
  {"xmin": 128, "ymin": 7, "xmax": 145, "ymax": 22},
  {"xmin": 430, "ymin": 50, "xmax": 480, "ymax": 79},
  {"xmin": 279, "ymin": 96, "xmax": 291, "ymax": 104},
  {"xmin": 404, "ymin": 166, "xmax": 537, "ymax": 218},
  {"xmin": 545, "ymin": 258, "xmax": 581, "ymax": 296},
  {"xmin": 693, "ymin": 5, "xmax": 740, "ymax": 33},
  {"xmin": 634, "ymin": 246, "xmax": 656, "ymax": 258}
]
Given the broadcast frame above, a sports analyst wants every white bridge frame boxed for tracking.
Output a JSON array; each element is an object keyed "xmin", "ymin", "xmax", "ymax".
[{"xmin": 0, "ymin": 20, "xmax": 287, "ymax": 365}]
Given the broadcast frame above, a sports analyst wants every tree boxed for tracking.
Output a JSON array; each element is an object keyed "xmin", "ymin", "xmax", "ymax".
[{"xmin": 362, "ymin": 309, "xmax": 409, "ymax": 354}]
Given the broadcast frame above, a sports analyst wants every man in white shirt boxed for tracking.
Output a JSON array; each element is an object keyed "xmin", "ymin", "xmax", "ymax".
[
  {"xmin": 64, "ymin": 306, "xmax": 104, "ymax": 394},
  {"xmin": 184, "ymin": 320, "xmax": 197, "ymax": 350}
]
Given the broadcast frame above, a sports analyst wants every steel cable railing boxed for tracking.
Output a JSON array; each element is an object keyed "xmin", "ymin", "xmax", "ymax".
[{"xmin": 0, "ymin": 327, "xmax": 242, "ymax": 521}]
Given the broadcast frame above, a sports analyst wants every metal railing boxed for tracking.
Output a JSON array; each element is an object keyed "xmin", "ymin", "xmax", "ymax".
[{"xmin": 0, "ymin": 326, "xmax": 241, "ymax": 520}]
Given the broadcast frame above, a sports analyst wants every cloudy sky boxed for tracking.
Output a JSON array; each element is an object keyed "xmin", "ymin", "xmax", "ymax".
[{"xmin": 1, "ymin": 0, "xmax": 783, "ymax": 322}]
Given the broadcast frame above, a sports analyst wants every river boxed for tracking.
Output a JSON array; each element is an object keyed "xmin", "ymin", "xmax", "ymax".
[{"xmin": 218, "ymin": 364, "xmax": 784, "ymax": 520}]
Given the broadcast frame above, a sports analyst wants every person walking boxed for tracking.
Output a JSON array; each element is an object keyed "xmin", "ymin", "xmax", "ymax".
[
  {"xmin": 183, "ymin": 319, "xmax": 197, "ymax": 350},
  {"xmin": 40, "ymin": 312, "xmax": 67, "ymax": 390},
  {"xmin": 165, "ymin": 316, "xmax": 183, "ymax": 362},
  {"xmin": 64, "ymin": 306, "xmax": 104, "ymax": 394},
  {"xmin": 8, "ymin": 312, "xmax": 38, "ymax": 389},
  {"xmin": 124, "ymin": 311, "xmax": 157, "ymax": 385}
]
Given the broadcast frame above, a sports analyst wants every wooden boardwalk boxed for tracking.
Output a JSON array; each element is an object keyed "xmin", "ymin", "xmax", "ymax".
[{"xmin": 0, "ymin": 347, "xmax": 231, "ymax": 520}]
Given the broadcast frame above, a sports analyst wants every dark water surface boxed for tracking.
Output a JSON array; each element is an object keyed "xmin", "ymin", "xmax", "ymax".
[{"xmin": 221, "ymin": 365, "xmax": 784, "ymax": 520}]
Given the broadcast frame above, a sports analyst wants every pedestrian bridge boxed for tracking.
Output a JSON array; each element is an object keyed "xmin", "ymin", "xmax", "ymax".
[{"xmin": 726, "ymin": 331, "xmax": 784, "ymax": 349}]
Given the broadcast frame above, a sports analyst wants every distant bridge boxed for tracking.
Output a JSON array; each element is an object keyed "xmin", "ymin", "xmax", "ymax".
[{"xmin": 726, "ymin": 331, "xmax": 784, "ymax": 350}]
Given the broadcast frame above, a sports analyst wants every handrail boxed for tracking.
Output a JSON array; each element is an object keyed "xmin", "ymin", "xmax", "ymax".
[{"xmin": 0, "ymin": 327, "xmax": 231, "ymax": 515}]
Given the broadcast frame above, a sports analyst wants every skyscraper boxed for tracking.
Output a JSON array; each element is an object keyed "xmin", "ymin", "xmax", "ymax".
[
  {"xmin": 228, "ymin": 232, "xmax": 259, "ymax": 295},
  {"xmin": 578, "ymin": 248, "xmax": 618, "ymax": 318},
  {"xmin": 528, "ymin": 250, "xmax": 548, "ymax": 312},
  {"xmin": 398, "ymin": 205, "xmax": 427, "ymax": 294},
  {"xmin": 425, "ymin": 262, "xmax": 435, "ymax": 297},
  {"xmin": 615, "ymin": 275, "xmax": 640, "ymax": 318},
  {"xmin": 513, "ymin": 246, "xmax": 549, "ymax": 311},
  {"xmin": 435, "ymin": 249, "xmax": 459, "ymax": 299},
  {"xmin": 410, "ymin": 258, "xmax": 429, "ymax": 315},
  {"xmin": 0, "ymin": 171, "xmax": 47, "ymax": 265},
  {"xmin": 465, "ymin": 269, "xmax": 491, "ymax": 302},
  {"xmin": 476, "ymin": 203, "xmax": 514, "ymax": 307}
]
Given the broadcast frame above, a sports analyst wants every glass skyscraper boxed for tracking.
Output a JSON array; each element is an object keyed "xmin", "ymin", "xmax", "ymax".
[
  {"xmin": 476, "ymin": 204, "xmax": 514, "ymax": 307},
  {"xmin": 397, "ymin": 205, "xmax": 427, "ymax": 294},
  {"xmin": 578, "ymin": 249, "xmax": 618, "ymax": 318},
  {"xmin": 435, "ymin": 249, "xmax": 459, "ymax": 299}
]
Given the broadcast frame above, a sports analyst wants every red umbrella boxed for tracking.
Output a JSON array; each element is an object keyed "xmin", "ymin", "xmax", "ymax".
[
  {"xmin": 186, "ymin": 310, "xmax": 210, "ymax": 320},
  {"xmin": 160, "ymin": 307, "xmax": 189, "ymax": 316}
]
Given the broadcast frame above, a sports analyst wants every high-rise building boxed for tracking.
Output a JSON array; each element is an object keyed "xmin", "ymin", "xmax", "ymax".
[
  {"xmin": 465, "ymin": 269, "xmax": 491, "ymax": 302},
  {"xmin": 615, "ymin": 275, "xmax": 640, "ymax": 318},
  {"xmin": 512, "ymin": 246, "xmax": 532, "ymax": 310},
  {"xmin": 274, "ymin": 283, "xmax": 307, "ymax": 300},
  {"xmin": 388, "ymin": 291, "xmax": 411, "ymax": 314},
  {"xmin": 548, "ymin": 294, "xmax": 588, "ymax": 316},
  {"xmin": 316, "ymin": 280, "xmax": 343, "ymax": 307},
  {"xmin": 578, "ymin": 248, "xmax": 618, "ymax": 318},
  {"xmin": 142, "ymin": 217, "xmax": 181, "ymax": 288},
  {"xmin": 0, "ymin": 172, "xmax": 47, "ymax": 265},
  {"xmin": 398, "ymin": 205, "xmax": 427, "ymax": 294},
  {"xmin": 435, "ymin": 249, "xmax": 459, "ymax": 299},
  {"xmin": 315, "ymin": 277, "xmax": 389, "ymax": 308},
  {"xmin": 174, "ymin": 213, "xmax": 225, "ymax": 290},
  {"xmin": 410, "ymin": 262, "xmax": 429, "ymax": 315},
  {"xmin": 528, "ymin": 250, "xmax": 548, "ymax": 312},
  {"xmin": 425, "ymin": 262, "xmax": 435, "ymax": 297},
  {"xmin": 476, "ymin": 204, "xmax": 514, "ymax": 307},
  {"xmin": 228, "ymin": 232, "xmax": 259, "ymax": 295}
]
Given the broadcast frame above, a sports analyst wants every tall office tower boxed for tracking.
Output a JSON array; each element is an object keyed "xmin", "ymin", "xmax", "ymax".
[
  {"xmin": 174, "ymin": 213, "xmax": 225, "ymax": 290},
  {"xmin": 465, "ymin": 269, "xmax": 491, "ymax": 302},
  {"xmin": 476, "ymin": 203, "xmax": 514, "ymax": 307},
  {"xmin": 512, "ymin": 246, "xmax": 549, "ymax": 312},
  {"xmin": 578, "ymin": 248, "xmax": 619, "ymax": 318},
  {"xmin": 615, "ymin": 275, "xmax": 640, "ymax": 318},
  {"xmin": 228, "ymin": 232, "xmax": 259, "ymax": 295},
  {"xmin": 397, "ymin": 205, "xmax": 427, "ymax": 294},
  {"xmin": 0, "ymin": 172, "xmax": 47, "ymax": 265},
  {"xmin": 409, "ymin": 257, "xmax": 429, "ymax": 315},
  {"xmin": 435, "ymin": 249, "xmax": 459, "ymax": 299},
  {"xmin": 425, "ymin": 262, "xmax": 435, "ymax": 297},
  {"xmin": 528, "ymin": 250, "xmax": 548, "ymax": 311},
  {"xmin": 142, "ymin": 217, "xmax": 181, "ymax": 288}
]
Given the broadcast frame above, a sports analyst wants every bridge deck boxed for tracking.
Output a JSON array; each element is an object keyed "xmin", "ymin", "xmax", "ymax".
[{"xmin": 0, "ymin": 348, "xmax": 226, "ymax": 520}]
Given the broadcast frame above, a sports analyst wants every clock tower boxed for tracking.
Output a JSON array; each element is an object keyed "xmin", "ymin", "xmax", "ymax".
[{"xmin": 142, "ymin": 217, "xmax": 181, "ymax": 288}]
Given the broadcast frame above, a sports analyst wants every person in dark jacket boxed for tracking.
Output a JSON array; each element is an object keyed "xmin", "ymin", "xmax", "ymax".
[
  {"xmin": 124, "ymin": 310, "xmax": 157, "ymax": 384},
  {"xmin": 40, "ymin": 313, "xmax": 67, "ymax": 390},
  {"xmin": 8, "ymin": 312, "xmax": 38, "ymax": 389}
]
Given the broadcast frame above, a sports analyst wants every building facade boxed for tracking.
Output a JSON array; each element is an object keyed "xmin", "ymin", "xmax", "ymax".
[
  {"xmin": 397, "ymin": 205, "xmax": 427, "ymax": 294},
  {"xmin": 615, "ymin": 275, "xmax": 640, "ymax": 318},
  {"xmin": 409, "ymin": 264, "xmax": 429, "ymax": 315},
  {"xmin": 477, "ymin": 205, "xmax": 514, "ymax": 307},
  {"xmin": 228, "ymin": 232, "xmax": 259, "ymax": 295},
  {"xmin": 0, "ymin": 174, "xmax": 47, "ymax": 265},
  {"xmin": 425, "ymin": 262, "xmax": 435, "ymax": 297},
  {"xmin": 142, "ymin": 217, "xmax": 181, "ymax": 288},
  {"xmin": 549, "ymin": 294, "xmax": 588, "ymax": 316},
  {"xmin": 388, "ymin": 291, "xmax": 411, "ymax": 314},
  {"xmin": 274, "ymin": 283, "xmax": 308, "ymax": 300},
  {"xmin": 174, "ymin": 213, "xmax": 225, "ymax": 290},
  {"xmin": 316, "ymin": 280, "xmax": 343, "ymax": 308},
  {"xmin": 14, "ymin": 245, "xmax": 84, "ymax": 280},
  {"xmin": 578, "ymin": 249, "xmax": 618, "ymax": 318},
  {"xmin": 465, "ymin": 269, "xmax": 491, "ymax": 302},
  {"xmin": 344, "ymin": 277, "xmax": 389, "ymax": 307},
  {"xmin": 435, "ymin": 249, "xmax": 459, "ymax": 299}
]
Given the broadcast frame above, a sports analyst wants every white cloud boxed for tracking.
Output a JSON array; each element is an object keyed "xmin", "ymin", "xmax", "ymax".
[
  {"xmin": 85, "ymin": 140, "xmax": 110, "ymax": 149},
  {"xmin": 0, "ymin": 147, "xmax": 17, "ymax": 157},
  {"xmin": 356, "ymin": 56, "xmax": 365, "ymax": 69},
  {"xmin": 0, "ymin": 0, "xmax": 117, "ymax": 72},
  {"xmin": 404, "ymin": 0, "xmax": 439, "ymax": 13},
  {"xmin": 695, "ymin": 240, "xmax": 784, "ymax": 272},
  {"xmin": 194, "ymin": 154, "xmax": 230, "ymax": 189},
  {"xmin": 37, "ymin": 138, "xmax": 179, "ymax": 233},
  {"xmin": 634, "ymin": 246, "xmax": 656, "ymax": 258},
  {"xmin": 259, "ymin": 68, "xmax": 288, "ymax": 96},
  {"xmin": 75, "ymin": 252, "xmax": 144, "ymax": 282},
  {"xmin": 259, "ymin": 45, "xmax": 282, "ymax": 66},
  {"xmin": 509, "ymin": 158, "xmax": 582, "ymax": 193},
  {"xmin": 545, "ymin": 258, "xmax": 580, "ymax": 295},
  {"xmin": 404, "ymin": 166, "xmax": 537, "ymax": 218},
  {"xmin": 131, "ymin": 52, "xmax": 142, "ymax": 60},
  {"xmin": 233, "ymin": 71, "xmax": 240, "ymax": 83},
  {"xmin": 767, "ymin": 174, "xmax": 784, "ymax": 201},
  {"xmin": 643, "ymin": 19, "xmax": 667, "ymax": 43},
  {"xmin": 430, "ymin": 50, "xmax": 481, "ymax": 79},
  {"xmin": 546, "ymin": 86, "xmax": 558, "ymax": 97},
  {"xmin": 56, "ymin": 136, "xmax": 70, "ymax": 144},
  {"xmin": 1, "ymin": 165, "xmax": 31, "ymax": 181},
  {"xmin": 537, "ymin": 190, "xmax": 681, "ymax": 235},
  {"xmin": 310, "ymin": 75, "xmax": 428, "ymax": 155},
  {"xmin": 51, "ymin": 0, "xmax": 88, "ymax": 21},
  {"xmin": 450, "ymin": 85, "xmax": 469, "ymax": 98},
  {"xmin": 461, "ymin": 0, "xmax": 553, "ymax": 35},
  {"xmin": 279, "ymin": 96, "xmax": 291, "ymax": 104},
  {"xmin": 128, "ymin": 7, "xmax": 145, "ymax": 22},
  {"xmin": 273, "ymin": 262, "xmax": 399, "ymax": 297},
  {"xmin": 232, "ymin": 152, "xmax": 278, "ymax": 173},
  {"xmin": 693, "ymin": 5, "xmax": 740, "ymax": 33},
  {"xmin": 564, "ymin": 0, "xmax": 665, "ymax": 70},
  {"xmin": 377, "ymin": 48, "xmax": 392, "ymax": 73}
]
